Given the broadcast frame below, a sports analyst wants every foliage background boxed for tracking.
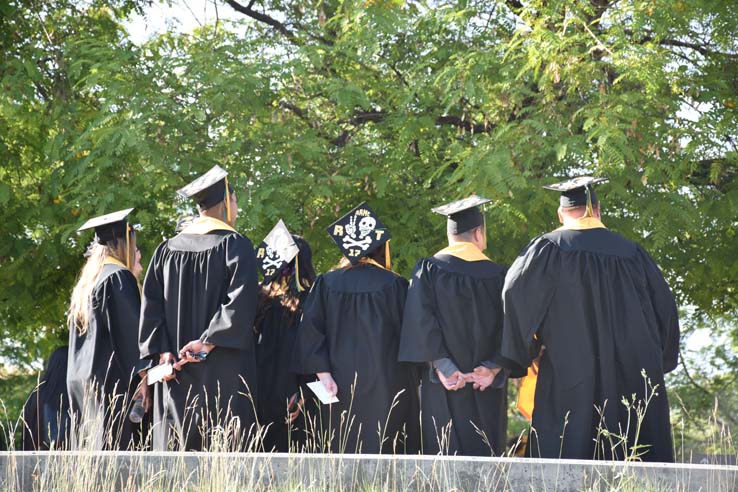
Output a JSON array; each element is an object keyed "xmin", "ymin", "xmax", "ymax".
[{"xmin": 1, "ymin": 0, "xmax": 736, "ymax": 453}]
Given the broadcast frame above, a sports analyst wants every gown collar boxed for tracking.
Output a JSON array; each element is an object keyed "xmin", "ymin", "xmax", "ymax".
[
  {"xmin": 434, "ymin": 242, "xmax": 491, "ymax": 262},
  {"xmin": 103, "ymin": 257, "xmax": 128, "ymax": 269},
  {"xmin": 358, "ymin": 257, "xmax": 390, "ymax": 271},
  {"xmin": 180, "ymin": 216, "xmax": 237, "ymax": 235},
  {"xmin": 556, "ymin": 217, "xmax": 607, "ymax": 231}
]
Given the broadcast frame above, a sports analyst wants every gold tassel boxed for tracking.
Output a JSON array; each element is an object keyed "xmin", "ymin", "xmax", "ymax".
[
  {"xmin": 385, "ymin": 240, "xmax": 391, "ymax": 271},
  {"xmin": 126, "ymin": 223, "xmax": 131, "ymax": 270},
  {"xmin": 295, "ymin": 255, "xmax": 304, "ymax": 292},
  {"xmin": 584, "ymin": 185, "xmax": 594, "ymax": 218},
  {"xmin": 224, "ymin": 176, "xmax": 232, "ymax": 224}
]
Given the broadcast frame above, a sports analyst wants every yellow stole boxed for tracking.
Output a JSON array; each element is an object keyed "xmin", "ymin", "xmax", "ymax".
[
  {"xmin": 103, "ymin": 257, "xmax": 128, "ymax": 269},
  {"xmin": 180, "ymin": 216, "xmax": 237, "ymax": 235},
  {"xmin": 434, "ymin": 242, "xmax": 491, "ymax": 262},
  {"xmin": 556, "ymin": 217, "xmax": 607, "ymax": 231}
]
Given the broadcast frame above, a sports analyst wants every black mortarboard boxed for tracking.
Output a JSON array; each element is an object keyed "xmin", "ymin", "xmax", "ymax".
[
  {"xmin": 542, "ymin": 176, "xmax": 608, "ymax": 209},
  {"xmin": 77, "ymin": 208, "xmax": 134, "ymax": 245},
  {"xmin": 431, "ymin": 195, "xmax": 491, "ymax": 235},
  {"xmin": 177, "ymin": 165, "xmax": 232, "ymax": 209},
  {"xmin": 327, "ymin": 202, "xmax": 391, "ymax": 265},
  {"xmin": 255, "ymin": 220, "xmax": 300, "ymax": 283}
]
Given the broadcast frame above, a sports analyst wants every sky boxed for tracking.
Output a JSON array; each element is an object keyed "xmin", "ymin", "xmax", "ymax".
[{"xmin": 125, "ymin": 0, "xmax": 242, "ymax": 44}]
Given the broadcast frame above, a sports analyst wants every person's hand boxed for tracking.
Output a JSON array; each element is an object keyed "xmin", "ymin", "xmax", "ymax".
[
  {"xmin": 316, "ymin": 372, "xmax": 338, "ymax": 397},
  {"xmin": 437, "ymin": 369, "xmax": 467, "ymax": 391},
  {"xmin": 158, "ymin": 352, "xmax": 177, "ymax": 382},
  {"xmin": 531, "ymin": 345, "xmax": 546, "ymax": 375},
  {"xmin": 465, "ymin": 366, "xmax": 501, "ymax": 391},
  {"xmin": 132, "ymin": 378, "xmax": 151, "ymax": 411},
  {"xmin": 286, "ymin": 392, "xmax": 303, "ymax": 424},
  {"xmin": 175, "ymin": 340, "xmax": 215, "ymax": 370},
  {"xmin": 132, "ymin": 248, "xmax": 143, "ymax": 280}
]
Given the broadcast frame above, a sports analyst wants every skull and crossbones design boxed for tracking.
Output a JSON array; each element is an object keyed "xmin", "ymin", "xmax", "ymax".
[
  {"xmin": 262, "ymin": 246, "xmax": 284, "ymax": 269},
  {"xmin": 342, "ymin": 214, "xmax": 376, "ymax": 250}
]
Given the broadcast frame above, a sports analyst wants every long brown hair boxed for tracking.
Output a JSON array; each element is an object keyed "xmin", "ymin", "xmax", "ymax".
[
  {"xmin": 335, "ymin": 242, "xmax": 389, "ymax": 271},
  {"xmin": 254, "ymin": 235, "xmax": 316, "ymax": 331},
  {"xmin": 67, "ymin": 233, "xmax": 136, "ymax": 335}
]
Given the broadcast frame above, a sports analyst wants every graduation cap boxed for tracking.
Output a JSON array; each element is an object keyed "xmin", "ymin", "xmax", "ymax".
[
  {"xmin": 177, "ymin": 165, "xmax": 234, "ymax": 222},
  {"xmin": 543, "ymin": 176, "xmax": 608, "ymax": 214},
  {"xmin": 255, "ymin": 220, "xmax": 300, "ymax": 284},
  {"xmin": 78, "ymin": 208, "xmax": 134, "ymax": 244},
  {"xmin": 78, "ymin": 208, "xmax": 135, "ymax": 267},
  {"xmin": 431, "ymin": 195, "xmax": 491, "ymax": 235},
  {"xmin": 327, "ymin": 202, "xmax": 391, "ymax": 267}
]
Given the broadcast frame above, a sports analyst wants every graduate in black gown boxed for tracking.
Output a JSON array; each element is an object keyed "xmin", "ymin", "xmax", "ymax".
[
  {"xmin": 22, "ymin": 346, "xmax": 70, "ymax": 450},
  {"xmin": 253, "ymin": 221, "xmax": 316, "ymax": 451},
  {"xmin": 292, "ymin": 202, "xmax": 420, "ymax": 454},
  {"xmin": 399, "ymin": 196, "xmax": 513, "ymax": 456},
  {"xmin": 500, "ymin": 177, "xmax": 680, "ymax": 462},
  {"xmin": 67, "ymin": 208, "xmax": 148, "ymax": 450},
  {"xmin": 139, "ymin": 165, "xmax": 259, "ymax": 451}
]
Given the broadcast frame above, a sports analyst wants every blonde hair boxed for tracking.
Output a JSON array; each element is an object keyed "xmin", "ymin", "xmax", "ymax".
[{"xmin": 68, "ymin": 234, "xmax": 135, "ymax": 335}]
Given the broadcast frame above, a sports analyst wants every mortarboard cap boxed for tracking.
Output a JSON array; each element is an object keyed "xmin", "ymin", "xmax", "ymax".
[
  {"xmin": 255, "ymin": 220, "xmax": 300, "ymax": 283},
  {"xmin": 543, "ymin": 176, "xmax": 608, "ymax": 209},
  {"xmin": 327, "ymin": 202, "xmax": 391, "ymax": 265},
  {"xmin": 78, "ymin": 208, "xmax": 134, "ymax": 244},
  {"xmin": 432, "ymin": 195, "xmax": 491, "ymax": 235},
  {"xmin": 177, "ymin": 165, "xmax": 232, "ymax": 209}
]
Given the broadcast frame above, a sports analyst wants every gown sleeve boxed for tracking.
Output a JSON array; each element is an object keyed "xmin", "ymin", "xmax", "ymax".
[
  {"xmin": 200, "ymin": 234, "xmax": 259, "ymax": 349},
  {"xmin": 103, "ymin": 269, "xmax": 148, "ymax": 377},
  {"xmin": 291, "ymin": 275, "xmax": 331, "ymax": 375},
  {"xmin": 500, "ymin": 237, "xmax": 561, "ymax": 374},
  {"xmin": 398, "ymin": 259, "xmax": 454, "ymax": 364},
  {"xmin": 637, "ymin": 245, "xmax": 680, "ymax": 373},
  {"xmin": 139, "ymin": 242, "xmax": 173, "ymax": 360}
]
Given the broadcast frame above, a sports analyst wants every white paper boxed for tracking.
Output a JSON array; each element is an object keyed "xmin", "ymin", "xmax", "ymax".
[
  {"xmin": 147, "ymin": 363, "xmax": 173, "ymax": 385},
  {"xmin": 307, "ymin": 381, "xmax": 339, "ymax": 405}
]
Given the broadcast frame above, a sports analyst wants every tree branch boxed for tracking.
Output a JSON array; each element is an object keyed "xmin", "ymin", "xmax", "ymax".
[
  {"xmin": 224, "ymin": 0, "xmax": 296, "ymax": 41},
  {"xmin": 629, "ymin": 30, "xmax": 738, "ymax": 59}
]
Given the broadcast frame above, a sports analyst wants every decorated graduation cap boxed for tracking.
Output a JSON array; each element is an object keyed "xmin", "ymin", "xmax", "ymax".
[
  {"xmin": 327, "ymin": 202, "xmax": 391, "ymax": 268},
  {"xmin": 543, "ymin": 176, "xmax": 608, "ymax": 216},
  {"xmin": 77, "ymin": 208, "xmax": 135, "ymax": 267},
  {"xmin": 177, "ymin": 165, "xmax": 234, "ymax": 223},
  {"xmin": 431, "ymin": 195, "xmax": 491, "ymax": 235},
  {"xmin": 255, "ymin": 220, "xmax": 301, "ymax": 286}
]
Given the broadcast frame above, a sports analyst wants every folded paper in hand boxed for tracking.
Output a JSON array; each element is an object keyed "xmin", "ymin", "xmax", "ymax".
[
  {"xmin": 307, "ymin": 381, "xmax": 339, "ymax": 405},
  {"xmin": 147, "ymin": 363, "xmax": 173, "ymax": 385}
]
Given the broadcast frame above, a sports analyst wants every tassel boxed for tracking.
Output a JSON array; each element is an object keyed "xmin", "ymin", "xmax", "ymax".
[
  {"xmin": 385, "ymin": 240, "xmax": 391, "ymax": 271},
  {"xmin": 126, "ymin": 223, "xmax": 131, "ymax": 270},
  {"xmin": 295, "ymin": 255, "xmax": 304, "ymax": 292},
  {"xmin": 584, "ymin": 185, "xmax": 594, "ymax": 218},
  {"xmin": 224, "ymin": 176, "xmax": 232, "ymax": 224}
]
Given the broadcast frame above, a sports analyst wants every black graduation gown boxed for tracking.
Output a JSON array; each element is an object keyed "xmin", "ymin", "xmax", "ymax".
[
  {"xmin": 67, "ymin": 263, "xmax": 144, "ymax": 450},
  {"xmin": 500, "ymin": 224, "xmax": 680, "ymax": 462},
  {"xmin": 399, "ymin": 251, "xmax": 509, "ymax": 456},
  {"xmin": 254, "ymin": 293, "xmax": 308, "ymax": 452},
  {"xmin": 23, "ymin": 346, "xmax": 70, "ymax": 450},
  {"xmin": 139, "ymin": 228, "xmax": 259, "ymax": 451},
  {"xmin": 292, "ymin": 263, "xmax": 420, "ymax": 454}
]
